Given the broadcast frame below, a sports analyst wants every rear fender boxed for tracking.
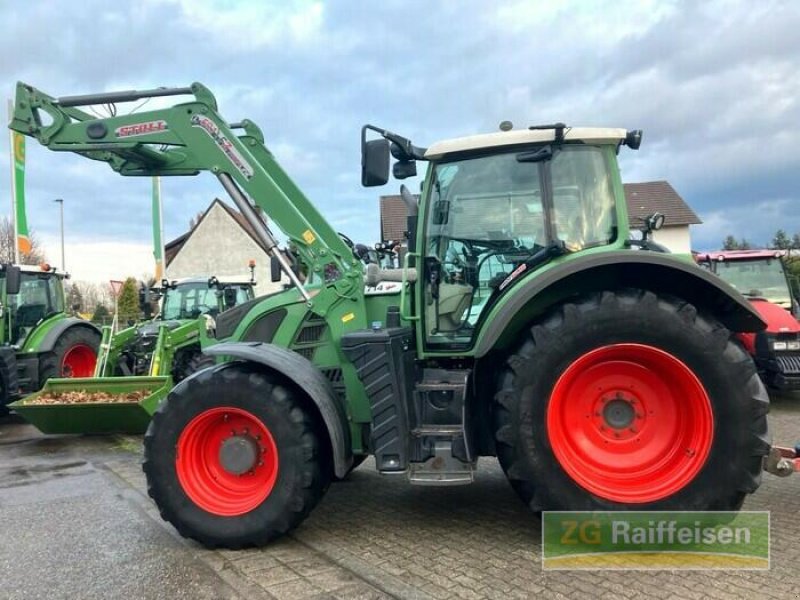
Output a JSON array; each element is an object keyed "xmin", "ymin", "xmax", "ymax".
[
  {"xmin": 33, "ymin": 318, "xmax": 101, "ymax": 353},
  {"xmin": 475, "ymin": 251, "xmax": 766, "ymax": 358},
  {"xmin": 204, "ymin": 342, "xmax": 352, "ymax": 478}
]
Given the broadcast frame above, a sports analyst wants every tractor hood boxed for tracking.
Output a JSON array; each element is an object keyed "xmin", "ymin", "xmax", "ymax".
[
  {"xmin": 137, "ymin": 320, "xmax": 185, "ymax": 337},
  {"xmin": 748, "ymin": 299, "xmax": 800, "ymax": 334}
]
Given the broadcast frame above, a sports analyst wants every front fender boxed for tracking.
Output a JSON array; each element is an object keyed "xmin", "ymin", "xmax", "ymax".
[
  {"xmin": 28, "ymin": 317, "xmax": 101, "ymax": 353},
  {"xmin": 475, "ymin": 251, "xmax": 766, "ymax": 357},
  {"xmin": 204, "ymin": 341, "xmax": 352, "ymax": 478}
]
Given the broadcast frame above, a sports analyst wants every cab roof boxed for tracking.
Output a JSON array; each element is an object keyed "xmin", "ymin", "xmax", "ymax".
[
  {"xmin": 166, "ymin": 276, "xmax": 254, "ymax": 287},
  {"xmin": 424, "ymin": 127, "xmax": 628, "ymax": 160}
]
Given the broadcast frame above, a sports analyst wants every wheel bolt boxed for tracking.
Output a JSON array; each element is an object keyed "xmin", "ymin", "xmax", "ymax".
[
  {"xmin": 614, "ymin": 432, "xmax": 620, "ymax": 438},
  {"xmin": 629, "ymin": 427, "xmax": 637, "ymax": 433},
  {"xmin": 223, "ymin": 414, "xmax": 229, "ymax": 422}
]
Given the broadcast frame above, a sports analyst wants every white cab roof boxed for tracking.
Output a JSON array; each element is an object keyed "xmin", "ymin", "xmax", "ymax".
[{"xmin": 425, "ymin": 127, "xmax": 628, "ymax": 160}]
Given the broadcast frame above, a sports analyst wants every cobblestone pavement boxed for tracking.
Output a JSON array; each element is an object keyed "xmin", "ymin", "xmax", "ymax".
[{"xmin": 3, "ymin": 391, "xmax": 800, "ymax": 599}]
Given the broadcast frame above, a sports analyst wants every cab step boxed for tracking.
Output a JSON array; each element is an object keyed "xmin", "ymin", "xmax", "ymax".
[{"xmin": 408, "ymin": 441, "xmax": 475, "ymax": 486}]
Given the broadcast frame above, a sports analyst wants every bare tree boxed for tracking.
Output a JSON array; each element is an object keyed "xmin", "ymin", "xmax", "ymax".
[
  {"xmin": 71, "ymin": 280, "xmax": 113, "ymax": 313},
  {"xmin": 0, "ymin": 215, "xmax": 48, "ymax": 265}
]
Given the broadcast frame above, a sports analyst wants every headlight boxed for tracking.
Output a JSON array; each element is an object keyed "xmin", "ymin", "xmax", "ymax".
[
  {"xmin": 788, "ymin": 340, "xmax": 800, "ymax": 351},
  {"xmin": 773, "ymin": 341, "xmax": 788, "ymax": 351}
]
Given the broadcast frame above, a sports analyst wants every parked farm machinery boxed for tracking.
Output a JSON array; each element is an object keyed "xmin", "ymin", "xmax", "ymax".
[
  {"xmin": 9, "ymin": 81, "xmax": 776, "ymax": 548},
  {"xmin": 10, "ymin": 274, "xmax": 255, "ymax": 433},
  {"xmin": 697, "ymin": 250, "xmax": 800, "ymax": 390},
  {"xmin": 0, "ymin": 263, "xmax": 100, "ymax": 415}
]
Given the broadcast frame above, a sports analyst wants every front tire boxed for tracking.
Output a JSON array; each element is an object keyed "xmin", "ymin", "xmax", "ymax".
[
  {"xmin": 493, "ymin": 290, "xmax": 770, "ymax": 512},
  {"xmin": 143, "ymin": 362, "xmax": 330, "ymax": 548},
  {"xmin": 39, "ymin": 326, "xmax": 100, "ymax": 385}
]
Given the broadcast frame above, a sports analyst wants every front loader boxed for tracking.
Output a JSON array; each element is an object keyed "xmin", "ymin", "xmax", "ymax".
[
  {"xmin": 10, "ymin": 82, "xmax": 772, "ymax": 548},
  {"xmin": 10, "ymin": 274, "xmax": 256, "ymax": 434}
]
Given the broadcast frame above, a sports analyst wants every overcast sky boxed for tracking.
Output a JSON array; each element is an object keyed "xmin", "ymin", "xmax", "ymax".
[{"xmin": 1, "ymin": 0, "xmax": 798, "ymax": 282}]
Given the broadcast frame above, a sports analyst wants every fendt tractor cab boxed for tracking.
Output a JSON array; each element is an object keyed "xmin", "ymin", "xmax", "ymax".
[
  {"xmin": 11, "ymin": 83, "xmax": 773, "ymax": 549},
  {"xmin": 0, "ymin": 263, "xmax": 100, "ymax": 412},
  {"xmin": 697, "ymin": 250, "xmax": 800, "ymax": 390}
]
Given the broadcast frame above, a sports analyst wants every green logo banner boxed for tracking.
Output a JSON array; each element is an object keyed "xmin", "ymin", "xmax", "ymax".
[
  {"xmin": 152, "ymin": 176, "xmax": 164, "ymax": 279},
  {"xmin": 12, "ymin": 131, "xmax": 31, "ymax": 255},
  {"xmin": 542, "ymin": 511, "xmax": 769, "ymax": 570}
]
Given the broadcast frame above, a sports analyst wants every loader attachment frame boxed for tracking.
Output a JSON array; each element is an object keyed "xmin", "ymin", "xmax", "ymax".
[{"xmin": 10, "ymin": 81, "xmax": 362, "ymax": 315}]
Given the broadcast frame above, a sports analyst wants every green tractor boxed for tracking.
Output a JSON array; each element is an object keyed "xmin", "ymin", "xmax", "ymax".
[
  {"xmin": 10, "ymin": 83, "xmax": 771, "ymax": 548},
  {"xmin": 0, "ymin": 263, "xmax": 100, "ymax": 414},
  {"xmin": 99, "ymin": 275, "xmax": 256, "ymax": 382}
]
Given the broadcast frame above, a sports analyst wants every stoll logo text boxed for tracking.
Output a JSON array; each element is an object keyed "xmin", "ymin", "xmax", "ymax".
[{"xmin": 542, "ymin": 511, "xmax": 769, "ymax": 570}]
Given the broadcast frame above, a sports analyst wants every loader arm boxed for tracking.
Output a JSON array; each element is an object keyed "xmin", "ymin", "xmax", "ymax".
[{"xmin": 9, "ymin": 82, "xmax": 360, "ymax": 307}]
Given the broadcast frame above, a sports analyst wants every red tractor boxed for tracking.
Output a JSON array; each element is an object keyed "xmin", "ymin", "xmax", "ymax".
[{"xmin": 697, "ymin": 250, "xmax": 800, "ymax": 391}]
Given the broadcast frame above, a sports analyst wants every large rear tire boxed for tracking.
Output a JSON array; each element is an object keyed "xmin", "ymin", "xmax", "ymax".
[
  {"xmin": 39, "ymin": 326, "xmax": 100, "ymax": 385},
  {"xmin": 143, "ymin": 362, "xmax": 330, "ymax": 548},
  {"xmin": 493, "ymin": 290, "xmax": 770, "ymax": 512}
]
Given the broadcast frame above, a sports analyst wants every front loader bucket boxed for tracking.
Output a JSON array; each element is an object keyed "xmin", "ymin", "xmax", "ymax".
[{"xmin": 9, "ymin": 376, "xmax": 170, "ymax": 435}]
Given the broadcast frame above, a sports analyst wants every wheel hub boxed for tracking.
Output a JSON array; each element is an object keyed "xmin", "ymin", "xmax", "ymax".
[
  {"xmin": 218, "ymin": 434, "xmax": 260, "ymax": 475},
  {"xmin": 602, "ymin": 397, "xmax": 635, "ymax": 429}
]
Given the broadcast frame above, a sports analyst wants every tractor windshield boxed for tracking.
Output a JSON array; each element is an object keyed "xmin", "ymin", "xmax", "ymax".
[
  {"xmin": 424, "ymin": 145, "xmax": 617, "ymax": 346},
  {"xmin": 6, "ymin": 273, "xmax": 65, "ymax": 344},
  {"xmin": 716, "ymin": 259, "xmax": 792, "ymax": 308},
  {"xmin": 161, "ymin": 282, "xmax": 251, "ymax": 320}
]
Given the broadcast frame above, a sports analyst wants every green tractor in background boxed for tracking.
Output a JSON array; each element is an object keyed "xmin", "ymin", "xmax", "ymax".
[
  {"xmin": 98, "ymin": 274, "xmax": 256, "ymax": 382},
  {"xmin": 10, "ymin": 82, "xmax": 773, "ymax": 548},
  {"xmin": 0, "ymin": 263, "xmax": 100, "ymax": 414}
]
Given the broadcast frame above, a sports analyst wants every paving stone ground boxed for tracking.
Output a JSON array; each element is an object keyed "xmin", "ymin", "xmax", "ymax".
[{"xmin": 2, "ymin": 390, "xmax": 800, "ymax": 599}]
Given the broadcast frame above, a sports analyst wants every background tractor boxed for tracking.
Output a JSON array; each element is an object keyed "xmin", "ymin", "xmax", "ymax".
[
  {"xmin": 101, "ymin": 274, "xmax": 256, "ymax": 382},
  {"xmin": 10, "ymin": 82, "xmax": 771, "ymax": 549},
  {"xmin": 697, "ymin": 249, "xmax": 800, "ymax": 390},
  {"xmin": 0, "ymin": 263, "xmax": 100, "ymax": 414},
  {"xmin": 9, "ymin": 273, "xmax": 257, "ymax": 435}
]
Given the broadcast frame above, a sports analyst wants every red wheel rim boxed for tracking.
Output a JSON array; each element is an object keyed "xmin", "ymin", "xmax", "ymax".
[
  {"xmin": 176, "ymin": 407, "xmax": 279, "ymax": 516},
  {"xmin": 546, "ymin": 344, "xmax": 713, "ymax": 503},
  {"xmin": 61, "ymin": 344, "xmax": 97, "ymax": 377}
]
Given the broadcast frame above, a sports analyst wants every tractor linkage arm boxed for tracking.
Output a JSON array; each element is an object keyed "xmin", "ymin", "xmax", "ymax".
[{"xmin": 9, "ymin": 82, "xmax": 362, "ymax": 309}]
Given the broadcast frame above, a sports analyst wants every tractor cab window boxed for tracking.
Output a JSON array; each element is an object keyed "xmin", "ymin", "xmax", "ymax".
[
  {"xmin": 8, "ymin": 273, "xmax": 64, "ymax": 342},
  {"xmin": 423, "ymin": 145, "xmax": 616, "ymax": 347},
  {"xmin": 161, "ymin": 283, "xmax": 250, "ymax": 320}
]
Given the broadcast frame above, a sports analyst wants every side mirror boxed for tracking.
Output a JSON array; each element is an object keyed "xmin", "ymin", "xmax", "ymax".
[
  {"xmin": 270, "ymin": 255, "xmax": 282, "ymax": 282},
  {"xmin": 645, "ymin": 212, "xmax": 665, "ymax": 232},
  {"xmin": 361, "ymin": 138, "xmax": 390, "ymax": 187},
  {"xmin": 5, "ymin": 265, "xmax": 21, "ymax": 295},
  {"xmin": 138, "ymin": 286, "xmax": 152, "ymax": 319},
  {"xmin": 223, "ymin": 287, "xmax": 237, "ymax": 309}
]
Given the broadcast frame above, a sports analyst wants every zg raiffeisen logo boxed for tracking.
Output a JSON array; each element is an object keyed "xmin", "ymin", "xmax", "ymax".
[{"xmin": 542, "ymin": 511, "xmax": 769, "ymax": 570}]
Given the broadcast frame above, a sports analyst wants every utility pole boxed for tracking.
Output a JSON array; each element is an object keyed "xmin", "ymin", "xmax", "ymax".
[{"xmin": 54, "ymin": 198, "xmax": 65, "ymax": 271}]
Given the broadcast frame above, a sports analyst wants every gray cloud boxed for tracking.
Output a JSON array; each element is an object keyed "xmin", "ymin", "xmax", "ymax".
[{"xmin": 1, "ymin": 0, "xmax": 798, "ymax": 257}]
